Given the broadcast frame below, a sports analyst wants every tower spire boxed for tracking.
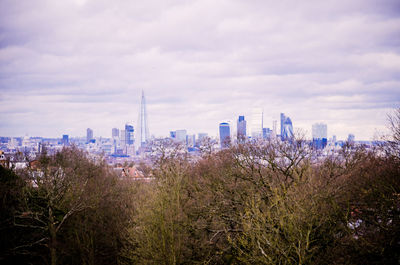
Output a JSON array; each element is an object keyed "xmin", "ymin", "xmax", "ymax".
[{"xmin": 137, "ymin": 90, "xmax": 149, "ymax": 148}]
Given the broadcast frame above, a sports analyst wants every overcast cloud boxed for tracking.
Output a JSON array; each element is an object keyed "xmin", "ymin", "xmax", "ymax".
[{"xmin": 0, "ymin": 0, "xmax": 399, "ymax": 140}]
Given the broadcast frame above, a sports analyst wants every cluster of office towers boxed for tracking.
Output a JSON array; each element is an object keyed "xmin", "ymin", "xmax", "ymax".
[
  {"xmin": 218, "ymin": 111, "xmax": 295, "ymax": 148},
  {"xmin": 84, "ymin": 125, "xmax": 135, "ymax": 155},
  {"xmin": 169, "ymin": 130, "xmax": 208, "ymax": 148},
  {"xmin": 84, "ymin": 110, "xmax": 329, "ymax": 153},
  {"xmin": 85, "ymin": 91, "xmax": 149, "ymax": 156},
  {"xmin": 83, "ymin": 92, "xmax": 330, "ymax": 153},
  {"xmin": 219, "ymin": 111, "xmax": 329, "ymax": 149}
]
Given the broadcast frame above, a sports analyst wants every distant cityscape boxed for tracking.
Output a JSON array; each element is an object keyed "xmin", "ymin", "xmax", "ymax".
[{"xmin": 0, "ymin": 91, "xmax": 374, "ymax": 165}]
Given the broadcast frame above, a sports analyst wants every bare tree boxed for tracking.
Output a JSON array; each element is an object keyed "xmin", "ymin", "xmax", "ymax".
[{"xmin": 15, "ymin": 146, "xmax": 104, "ymax": 265}]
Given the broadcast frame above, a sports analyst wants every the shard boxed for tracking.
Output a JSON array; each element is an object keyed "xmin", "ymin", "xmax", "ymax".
[{"xmin": 137, "ymin": 90, "xmax": 149, "ymax": 148}]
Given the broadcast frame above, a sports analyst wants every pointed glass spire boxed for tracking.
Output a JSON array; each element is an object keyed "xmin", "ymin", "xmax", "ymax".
[{"xmin": 137, "ymin": 90, "xmax": 149, "ymax": 147}]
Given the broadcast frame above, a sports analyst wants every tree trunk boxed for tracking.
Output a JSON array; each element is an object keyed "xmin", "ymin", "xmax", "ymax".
[{"xmin": 49, "ymin": 207, "xmax": 57, "ymax": 265}]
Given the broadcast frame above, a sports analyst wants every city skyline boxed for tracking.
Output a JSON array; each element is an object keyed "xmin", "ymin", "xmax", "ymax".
[
  {"xmin": 0, "ymin": 94, "xmax": 395, "ymax": 141},
  {"xmin": 1, "ymin": 0, "xmax": 399, "ymax": 140},
  {"xmin": 0, "ymin": 112, "xmax": 367, "ymax": 142}
]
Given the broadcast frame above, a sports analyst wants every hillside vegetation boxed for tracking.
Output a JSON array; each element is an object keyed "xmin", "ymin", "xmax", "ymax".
[{"xmin": 1, "ymin": 111, "xmax": 399, "ymax": 265}]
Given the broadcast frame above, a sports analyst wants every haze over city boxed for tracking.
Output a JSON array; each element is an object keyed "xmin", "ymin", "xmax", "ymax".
[{"xmin": 1, "ymin": 0, "xmax": 399, "ymax": 140}]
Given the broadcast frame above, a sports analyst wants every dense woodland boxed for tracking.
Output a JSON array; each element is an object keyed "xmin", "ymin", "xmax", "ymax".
[{"xmin": 1, "ymin": 110, "xmax": 400, "ymax": 265}]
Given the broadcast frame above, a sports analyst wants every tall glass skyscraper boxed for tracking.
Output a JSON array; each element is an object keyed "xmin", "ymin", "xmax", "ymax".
[
  {"xmin": 175, "ymin": 130, "xmax": 187, "ymax": 142},
  {"xmin": 112, "ymin": 128, "xmax": 119, "ymax": 138},
  {"xmin": 280, "ymin": 113, "xmax": 293, "ymax": 141},
  {"xmin": 120, "ymin": 130, "xmax": 126, "ymax": 149},
  {"xmin": 124, "ymin": 124, "xmax": 135, "ymax": 155},
  {"xmin": 219, "ymin": 122, "xmax": 231, "ymax": 148},
  {"xmin": 312, "ymin": 123, "xmax": 327, "ymax": 149},
  {"xmin": 125, "ymin": 124, "xmax": 134, "ymax": 145},
  {"xmin": 251, "ymin": 108, "xmax": 263, "ymax": 139},
  {"xmin": 111, "ymin": 128, "xmax": 119, "ymax": 154},
  {"xmin": 237, "ymin": 115, "xmax": 246, "ymax": 141},
  {"xmin": 62, "ymin": 135, "xmax": 69, "ymax": 146},
  {"xmin": 87, "ymin": 128, "xmax": 93, "ymax": 143},
  {"xmin": 137, "ymin": 90, "xmax": 149, "ymax": 148},
  {"xmin": 263, "ymin": 128, "xmax": 272, "ymax": 139}
]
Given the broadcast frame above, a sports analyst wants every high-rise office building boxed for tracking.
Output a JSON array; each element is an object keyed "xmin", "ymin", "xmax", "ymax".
[
  {"xmin": 348, "ymin": 134, "xmax": 355, "ymax": 142},
  {"xmin": 219, "ymin": 122, "xmax": 231, "ymax": 148},
  {"xmin": 175, "ymin": 130, "xmax": 187, "ymax": 142},
  {"xmin": 170, "ymin": 131, "xmax": 176, "ymax": 139},
  {"xmin": 312, "ymin": 123, "xmax": 327, "ymax": 139},
  {"xmin": 280, "ymin": 113, "xmax": 293, "ymax": 141},
  {"xmin": 87, "ymin": 128, "xmax": 93, "ymax": 143},
  {"xmin": 120, "ymin": 130, "xmax": 126, "ymax": 149},
  {"xmin": 237, "ymin": 115, "xmax": 247, "ymax": 141},
  {"xmin": 137, "ymin": 90, "xmax": 149, "ymax": 148},
  {"xmin": 62, "ymin": 135, "xmax": 69, "ymax": 146},
  {"xmin": 263, "ymin": 128, "xmax": 272, "ymax": 139},
  {"xmin": 251, "ymin": 108, "xmax": 263, "ymax": 139},
  {"xmin": 119, "ymin": 124, "xmax": 135, "ymax": 155},
  {"xmin": 125, "ymin": 124, "xmax": 134, "ymax": 145},
  {"xmin": 111, "ymin": 128, "xmax": 119, "ymax": 154},
  {"xmin": 186, "ymin": 134, "xmax": 196, "ymax": 147},
  {"xmin": 112, "ymin": 128, "xmax": 119, "ymax": 138},
  {"xmin": 312, "ymin": 123, "xmax": 327, "ymax": 149}
]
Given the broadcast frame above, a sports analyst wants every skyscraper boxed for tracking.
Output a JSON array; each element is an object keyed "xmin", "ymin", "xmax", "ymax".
[
  {"xmin": 280, "ymin": 113, "xmax": 293, "ymax": 141},
  {"xmin": 186, "ymin": 134, "xmax": 196, "ymax": 147},
  {"xmin": 120, "ymin": 130, "xmax": 126, "ymax": 150},
  {"xmin": 112, "ymin": 128, "xmax": 119, "ymax": 138},
  {"xmin": 175, "ymin": 130, "xmax": 187, "ymax": 142},
  {"xmin": 112, "ymin": 128, "xmax": 119, "ymax": 154},
  {"xmin": 87, "ymin": 128, "xmax": 93, "ymax": 143},
  {"xmin": 124, "ymin": 124, "xmax": 135, "ymax": 155},
  {"xmin": 137, "ymin": 90, "xmax": 149, "ymax": 148},
  {"xmin": 125, "ymin": 124, "xmax": 134, "ymax": 145},
  {"xmin": 219, "ymin": 122, "xmax": 231, "ymax": 148},
  {"xmin": 312, "ymin": 123, "xmax": 327, "ymax": 149},
  {"xmin": 62, "ymin": 135, "xmax": 69, "ymax": 146},
  {"xmin": 263, "ymin": 128, "xmax": 272, "ymax": 139},
  {"xmin": 237, "ymin": 115, "xmax": 246, "ymax": 141},
  {"xmin": 251, "ymin": 108, "xmax": 263, "ymax": 139}
]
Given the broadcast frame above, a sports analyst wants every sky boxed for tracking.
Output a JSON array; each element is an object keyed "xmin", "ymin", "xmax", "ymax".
[{"xmin": 0, "ymin": 0, "xmax": 399, "ymax": 140}]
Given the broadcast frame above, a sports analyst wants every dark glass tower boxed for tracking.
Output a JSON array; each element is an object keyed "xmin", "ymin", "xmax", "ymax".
[
  {"xmin": 237, "ymin": 115, "xmax": 246, "ymax": 141},
  {"xmin": 280, "ymin": 113, "xmax": 285, "ymax": 139},
  {"xmin": 87, "ymin": 128, "xmax": 93, "ymax": 143},
  {"xmin": 62, "ymin": 135, "xmax": 69, "ymax": 146},
  {"xmin": 125, "ymin": 124, "xmax": 134, "ymax": 145},
  {"xmin": 219, "ymin": 122, "xmax": 231, "ymax": 148}
]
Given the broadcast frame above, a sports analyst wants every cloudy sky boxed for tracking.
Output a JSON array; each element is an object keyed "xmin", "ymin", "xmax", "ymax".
[{"xmin": 0, "ymin": 0, "xmax": 399, "ymax": 140}]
